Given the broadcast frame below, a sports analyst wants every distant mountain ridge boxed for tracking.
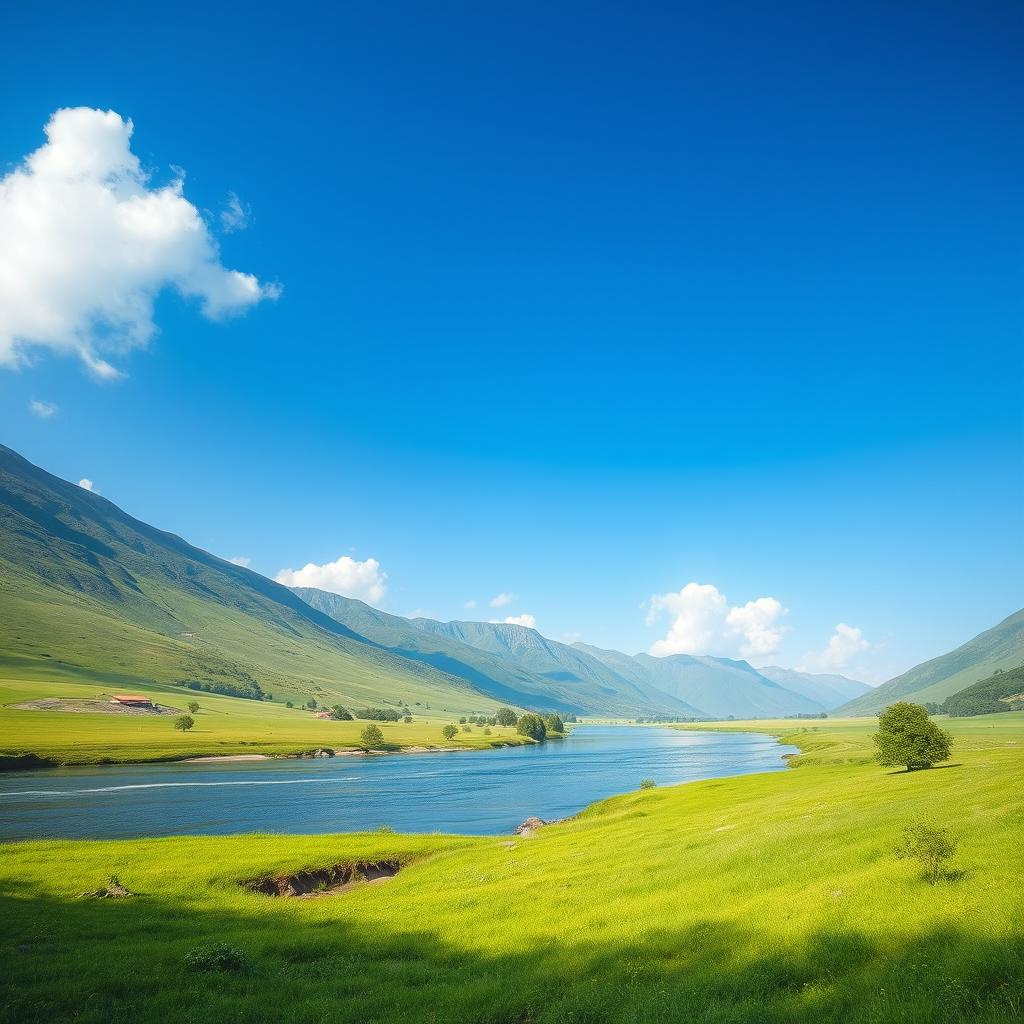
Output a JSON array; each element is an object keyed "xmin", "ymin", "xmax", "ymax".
[{"xmin": 573, "ymin": 643, "xmax": 858, "ymax": 718}]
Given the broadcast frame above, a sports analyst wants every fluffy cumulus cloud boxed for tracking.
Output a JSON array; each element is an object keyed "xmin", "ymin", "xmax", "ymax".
[
  {"xmin": 498, "ymin": 613, "xmax": 537, "ymax": 628},
  {"xmin": 274, "ymin": 555, "xmax": 387, "ymax": 604},
  {"xmin": 647, "ymin": 583, "xmax": 788, "ymax": 662},
  {"xmin": 797, "ymin": 623, "xmax": 870, "ymax": 673},
  {"xmin": 29, "ymin": 399, "xmax": 57, "ymax": 418},
  {"xmin": 489, "ymin": 592, "xmax": 516, "ymax": 608},
  {"xmin": 78, "ymin": 478, "xmax": 95, "ymax": 491},
  {"xmin": 0, "ymin": 107, "xmax": 278, "ymax": 378}
]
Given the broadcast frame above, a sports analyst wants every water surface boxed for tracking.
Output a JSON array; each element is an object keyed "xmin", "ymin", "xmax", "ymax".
[{"xmin": 0, "ymin": 726, "xmax": 796, "ymax": 840}]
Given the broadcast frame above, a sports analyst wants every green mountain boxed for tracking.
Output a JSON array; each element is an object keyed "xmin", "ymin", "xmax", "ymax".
[
  {"xmin": 0, "ymin": 444, "xmax": 507, "ymax": 715},
  {"xmin": 574, "ymin": 643, "xmax": 831, "ymax": 718},
  {"xmin": 757, "ymin": 666, "xmax": 871, "ymax": 709},
  {"xmin": 836, "ymin": 608, "xmax": 1024, "ymax": 716},
  {"xmin": 941, "ymin": 664, "xmax": 1024, "ymax": 717},
  {"xmin": 406, "ymin": 618, "xmax": 705, "ymax": 717},
  {"xmin": 293, "ymin": 589, "xmax": 686, "ymax": 715}
]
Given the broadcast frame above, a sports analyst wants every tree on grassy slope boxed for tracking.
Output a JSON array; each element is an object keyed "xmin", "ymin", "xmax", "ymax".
[
  {"xmin": 174, "ymin": 715, "xmax": 194, "ymax": 732},
  {"xmin": 360, "ymin": 724, "xmax": 385, "ymax": 749},
  {"xmin": 442, "ymin": 724, "xmax": 458, "ymax": 741},
  {"xmin": 874, "ymin": 702, "xmax": 952, "ymax": 770},
  {"xmin": 496, "ymin": 707, "xmax": 518, "ymax": 727}
]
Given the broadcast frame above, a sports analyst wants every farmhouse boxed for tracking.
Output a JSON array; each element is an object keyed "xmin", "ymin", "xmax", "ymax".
[
  {"xmin": 314, "ymin": 711, "xmax": 333, "ymax": 720},
  {"xmin": 110, "ymin": 694, "xmax": 154, "ymax": 708}
]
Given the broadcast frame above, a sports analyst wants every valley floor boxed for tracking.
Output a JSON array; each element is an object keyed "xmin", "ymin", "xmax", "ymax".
[
  {"xmin": 2, "ymin": 714, "xmax": 1022, "ymax": 1023},
  {"xmin": 0, "ymin": 665, "xmax": 531, "ymax": 769}
]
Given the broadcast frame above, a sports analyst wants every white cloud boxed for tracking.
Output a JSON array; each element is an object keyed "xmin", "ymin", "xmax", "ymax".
[
  {"xmin": 498, "ymin": 613, "xmax": 536, "ymax": 629},
  {"xmin": 0, "ymin": 107, "xmax": 278, "ymax": 378},
  {"xmin": 219, "ymin": 191, "xmax": 251, "ymax": 233},
  {"xmin": 797, "ymin": 623, "xmax": 870, "ymax": 673},
  {"xmin": 725, "ymin": 597, "xmax": 788, "ymax": 659},
  {"xmin": 647, "ymin": 583, "xmax": 788, "ymax": 663},
  {"xmin": 275, "ymin": 555, "xmax": 387, "ymax": 604},
  {"xmin": 227, "ymin": 555, "xmax": 251, "ymax": 568},
  {"xmin": 489, "ymin": 592, "xmax": 516, "ymax": 608},
  {"xmin": 29, "ymin": 399, "xmax": 57, "ymax": 418},
  {"xmin": 464, "ymin": 599, "xmax": 477, "ymax": 610},
  {"xmin": 78, "ymin": 478, "xmax": 95, "ymax": 491}
]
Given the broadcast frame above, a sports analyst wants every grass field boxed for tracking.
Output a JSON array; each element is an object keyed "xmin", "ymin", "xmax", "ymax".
[
  {"xmin": 0, "ymin": 662, "xmax": 530, "ymax": 767},
  {"xmin": 2, "ymin": 714, "xmax": 1021, "ymax": 1023}
]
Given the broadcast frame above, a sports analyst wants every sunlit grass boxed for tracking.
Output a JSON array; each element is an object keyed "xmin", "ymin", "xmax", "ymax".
[{"xmin": 2, "ymin": 715, "xmax": 1021, "ymax": 1022}]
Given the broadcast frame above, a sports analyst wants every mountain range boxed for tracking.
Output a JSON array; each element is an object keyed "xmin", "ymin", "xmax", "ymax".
[{"xmin": 1, "ymin": 443, "xmax": 1019, "ymax": 721}]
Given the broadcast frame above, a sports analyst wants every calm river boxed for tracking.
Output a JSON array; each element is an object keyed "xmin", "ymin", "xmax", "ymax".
[{"xmin": 0, "ymin": 726, "xmax": 796, "ymax": 840}]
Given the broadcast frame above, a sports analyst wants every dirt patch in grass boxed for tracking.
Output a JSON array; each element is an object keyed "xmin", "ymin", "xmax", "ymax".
[
  {"xmin": 12, "ymin": 698, "xmax": 180, "ymax": 716},
  {"xmin": 243, "ymin": 860, "xmax": 402, "ymax": 898}
]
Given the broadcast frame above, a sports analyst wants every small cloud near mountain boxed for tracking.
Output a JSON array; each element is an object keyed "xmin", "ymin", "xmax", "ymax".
[
  {"xmin": 274, "ymin": 554, "xmax": 387, "ymax": 604},
  {"xmin": 798, "ymin": 623, "xmax": 870, "ymax": 674},
  {"xmin": 646, "ymin": 583, "xmax": 788, "ymax": 663},
  {"xmin": 227, "ymin": 555, "xmax": 252, "ymax": 568},
  {"xmin": 498, "ymin": 614, "xmax": 537, "ymax": 628},
  {"xmin": 489, "ymin": 592, "xmax": 516, "ymax": 608}
]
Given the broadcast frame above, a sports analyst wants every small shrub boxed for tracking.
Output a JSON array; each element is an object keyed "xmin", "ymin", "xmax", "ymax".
[
  {"xmin": 183, "ymin": 942, "xmax": 248, "ymax": 972},
  {"xmin": 187, "ymin": 701, "xmax": 200, "ymax": 714},
  {"xmin": 895, "ymin": 823, "xmax": 958, "ymax": 884},
  {"xmin": 402, "ymin": 714, "xmax": 412, "ymax": 723},
  {"xmin": 173, "ymin": 714, "xmax": 194, "ymax": 732},
  {"xmin": 483, "ymin": 727, "xmax": 492, "ymax": 735},
  {"xmin": 462, "ymin": 724, "xmax": 472, "ymax": 732},
  {"xmin": 640, "ymin": 778, "xmax": 656, "ymax": 790}
]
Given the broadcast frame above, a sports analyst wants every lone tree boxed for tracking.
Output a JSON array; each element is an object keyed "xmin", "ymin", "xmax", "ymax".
[
  {"xmin": 895, "ymin": 823, "xmax": 958, "ymax": 884},
  {"xmin": 360, "ymin": 724, "xmax": 385, "ymax": 749},
  {"xmin": 496, "ymin": 706, "xmax": 518, "ymax": 727},
  {"xmin": 187, "ymin": 701, "xmax": 200, "ymax": 714},
  {"xmin": 874, "ymin": 702, "xmax": 952, "ymax": 771},
  {"xmin": 516, "ymin": 713, "xmax": 547, "ymax": 741},
  {"xmin": 442, "ymin": 724, "xmax": 458, "ymax": 741},
  {"xmin": 174, "ymin": 714, "xmax": 194, "ymax": 733}
]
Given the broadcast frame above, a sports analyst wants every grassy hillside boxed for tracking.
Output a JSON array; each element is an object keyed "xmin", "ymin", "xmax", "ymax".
[
  {"xmin": 838, "ymin": 608, "xmax": 1024, "ymax": 716},
  {"xmin": 1, "ymin": 714, "xmax": 1020, "ymax": 1023},
  {"xmin": 0, "ymin": 445, "xmax": 530, "ymax": 763},
  {"xmin": 942, "ymin": 665, "xmax": 1024, "ymax": 718}
]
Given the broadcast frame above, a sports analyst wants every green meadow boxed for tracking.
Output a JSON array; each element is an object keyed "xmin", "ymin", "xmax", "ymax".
[
  {"xmin": 0, "ymin": 661, "xmax": 529, "ymax": 767},
  {"xmin": 2, "ymin": 714, "xmax": 1021, "ymax": 1023}
]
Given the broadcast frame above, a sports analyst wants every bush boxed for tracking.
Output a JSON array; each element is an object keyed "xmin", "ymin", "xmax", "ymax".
[
  {"xmin": 640, "ymin": 778, "xmax": 656, "ymax": 790},
  {"xmin": 307, "ymin": 698, "xmax": 318, "ymax": 710},
  {"xmin": 874, "ymin": 702, "xmax": 952, "ymax": 770},
  {"xmin": 402, "ymin": 714, "xmax": 412, "ymax": 723},
  {"xmin": 356, "ymin": 707, "xmax": 401, "ymax": 722},
  {"xmin": 895, "ymin": 823, "xmax": 958, "ymax": 884},
  {"xmin": 483, "ymin": 727, "xmax": 492, "ymax": 735},
  {"xmin": 516, "ymin": 713, "xmax": 547, "ymax": 741},
  {"xmin": 330, "ymin": 705, "xmax": 353, "ymax": 721},
  {"xmin": 442, "ymin": 724, "xmax": 458, "ymax": 741},
  {"xmin": 187, "ymin": 701, "xmax": 200, "ymax": 714},
  {"xmin": 286, "ymin": 701, "xmax": 294, "ymax": 708},
  {"xmin": 183, "ymin": 942, "xmax": 248, "ymax": 972},
  {"xmin": 496, "ymin": 707, "xmax": 518, "ymax": 727},
  {"xmin": 173, "ymin": 714, "xmax": 194, "ymax": 732}
]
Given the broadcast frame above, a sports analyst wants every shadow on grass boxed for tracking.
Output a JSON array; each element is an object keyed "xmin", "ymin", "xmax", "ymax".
[
  {"xmin": 887, "ymin": 763, "xmax": 964, "ymax": 775},
  {"xmin": 1, "ymin": 880, "xmax": 1021, "ymax": 1024}
]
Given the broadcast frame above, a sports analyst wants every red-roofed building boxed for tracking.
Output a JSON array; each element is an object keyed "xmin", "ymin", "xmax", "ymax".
[{"xmin": 111, "ymin": 694, "xmax": 154, "ymax": 707}]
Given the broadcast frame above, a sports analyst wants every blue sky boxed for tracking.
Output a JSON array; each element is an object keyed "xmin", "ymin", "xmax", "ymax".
[{"xmin": 1, "ymin": 1, "xmax": 1021, "ymax": 682}]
